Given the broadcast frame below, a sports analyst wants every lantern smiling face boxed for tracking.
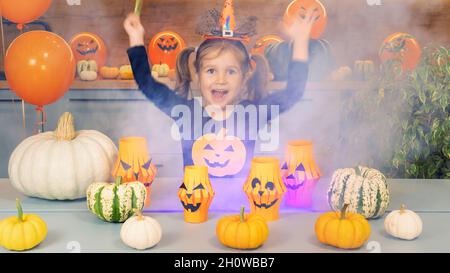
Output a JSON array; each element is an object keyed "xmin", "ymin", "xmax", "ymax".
[
  {"xmin": 281, "ymin": 162, "xmax": 306, "ymax": 191},
  {"xmin": 148, "ymin": 31, "xmax": 186, "ymax": 70},
  {"xmin": 192, "ymin": 132, "xmax": 246, "ymax": 177},
  {"xmin": 69, "ymin": 32, "xmax": 108, "ymax": 68},
  {"xmin": 178, "ymin": 166, "xmax": 215, "ymax": 223},
  {"xmin": 249, "ymin": 177, "xmax": 280, "ymax": 209}
]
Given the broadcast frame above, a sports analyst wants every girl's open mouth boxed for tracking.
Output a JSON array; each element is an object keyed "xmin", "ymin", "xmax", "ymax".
[{"xmin": 211, "ymin": 89, "xmax": 229, "ymax": 101}]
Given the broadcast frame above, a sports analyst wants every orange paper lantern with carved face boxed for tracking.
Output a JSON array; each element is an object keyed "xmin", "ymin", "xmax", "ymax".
[
  {"xmin": 243, "ymin": 157, "xmax": 286, "ymax": 221},
  {"xmin": 148, "ymin": 31, "xmax": 186, "ymax": 70},
  {"xmin": 379, "ymin": 32, "xmax": 422, "ymax": 72},
  {"xmin": 283, "ymin": 0, "xmax": 327, "ymax": 39},
  {"xmin": 178, "ymin": 166, "xmax": 215, "ymax": 223},
  {"xmin": 69, "ymin": 32, "xmax": 108, "ymax": 68},
  {"xmin": 192, "ymin": 129, "xmax": 246, "ymax": 177},
  {"xmin": 251, "ymin": 35, "xmax": 283, "ymax": 56}
]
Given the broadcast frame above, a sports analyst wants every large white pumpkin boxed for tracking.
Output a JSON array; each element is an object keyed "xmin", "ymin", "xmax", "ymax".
[
  {"xmin": 8, "ymin": 112, "xmax": 117, "ymax": 200},
  {"xmin": 120, "ymin": 210, "xmax": 162, "ymax": 250}
]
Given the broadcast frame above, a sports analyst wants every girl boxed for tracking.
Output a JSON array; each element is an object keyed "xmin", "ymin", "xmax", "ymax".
[{"xmin": 123, "ymin": 9, "xmax": 315, "ymax": 178}]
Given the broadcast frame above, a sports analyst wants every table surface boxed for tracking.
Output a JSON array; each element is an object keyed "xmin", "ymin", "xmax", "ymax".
[{"xmin": 1, "ymin": 177, "xmax": 449, "ymax": 253}]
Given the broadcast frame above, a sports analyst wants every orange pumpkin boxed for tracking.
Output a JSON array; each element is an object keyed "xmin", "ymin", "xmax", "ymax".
[
  {"xmin": 283, "ymin": 0, "xmax": 327, "ymax": 39},
  {"xmin": 148, "ymin": 31, "xmax": 186, "ymax": 70},
  {"xmin": 192, "ymin": 129, "xmax": 246, "ymax": 177},
  {"xmin": 69, "ymin": 32, "xmax": 108, "ymax": 68},
  {"xmin": 379, "ymin": 32, "xmax": 422, "ymax": 72},
  {"xmin": 99, "ymin": 66, "xmax": 119, "ymax": 79},
  {"xmin": 251, "ymin": 35, "xmax": 283, "ymax": 56}
]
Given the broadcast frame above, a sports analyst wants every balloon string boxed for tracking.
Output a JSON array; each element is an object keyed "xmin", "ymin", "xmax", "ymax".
[{"xmin": 34, "ymin": 106, "xmax": 47, "ymax": 134}]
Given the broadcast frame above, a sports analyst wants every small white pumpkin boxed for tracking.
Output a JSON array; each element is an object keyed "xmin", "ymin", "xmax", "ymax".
[
  {"xmin": 8, "ymin": 112, "xmax": 117, "ymax": 200},
  {"xmin": 120, "ymin": 210, "xmax": 162, "ymax": 250},
  {"xmin": 384, "ymin": 205, "xmax": 423, "ymax": 240}
]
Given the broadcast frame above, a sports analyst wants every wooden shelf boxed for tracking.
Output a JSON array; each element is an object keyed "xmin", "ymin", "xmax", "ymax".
[{"xmin": 0, "ymin": 79, "xmax": 370, "ymax": 92}]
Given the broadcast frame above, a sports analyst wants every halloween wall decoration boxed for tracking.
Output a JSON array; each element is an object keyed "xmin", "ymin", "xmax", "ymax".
[
  {"xmin": 148, "ymin": 31, "xmax": 186, "ymax": 70},
  {"xmin": 281, "ymin": 140, "xmax": 321, "ymax": 208},
  {"xmin": 178, "ymin": 166, "xmax": 215, "ymax": 223},
  {"xmin": 69, "ymin": 32, "xmax": 108, "ymax": 68},
  {"xmin": 315, "ymin": 204, "xmax": 371, "ymax": 249},
  {"xmin": 87, "ymin": 176, "xmax": 147, "ymax": 223},
  {"xmin": 5, "ymin": 31, "xmax": 75, "ymax": 107},
  {"xmin": 0, "ymin": 0, "xmax": 52, "ymax": 29},
  {"xmin": 99, "ymin": 66, "xmax": 120, "ymax": 79},
  {"xmin": 111, "ymin": 137, "xmax": 157, "ymax": 207},
  {"xmin": 328, "ymin": 166, "xmax": 390, "ymax": 219},
  {"xmin": 9, "ymin": 112, "xmax": 117, "ymax": 200},
  {"xmin": 192, "ymin": 129, "xmax": 247, "ymax": 177},
  {"xmin": 77, "ymin": 60, "xmax": 98, "ymax": 81},
  {"xmin": 384, "ymin": 205, "xmax": 423, "ymax": 240},
  {"xmin": 120, "ymin": 209, "xmax": 162, "ymax": 250},
  {"xmin": 283, "ymin": 0, "xmax": 327, "ymax": 40},
  {"xmin": 0, "ymin": 199, "xmax": 47, "ymax": 251},
  {"xmin": 243, "ymin": 157, "xmax": 286, "ymax": 221},
  {"xmin": 379, "ymin": 32, "xmax": 422, "ymax": 72},
  {"xmin": 251, "ymin": 35, "xmax": 283, "ymax": 56},
  {"xmin": 216, "ymin": 206, "xmax": 269, "ymax": 249},
  {"xmin": 119, "ymin": 65, "xmax": 134, "ymax": 80}
]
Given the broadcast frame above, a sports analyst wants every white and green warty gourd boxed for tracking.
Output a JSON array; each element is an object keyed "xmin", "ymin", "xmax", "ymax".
[
  {"xmin": 327, "ymin": 166, "xmax": 390, "ymax": 219},
  {"xmin": 8, "ymin": 112, "xmax": 117, "ymax": 200},
  {"xmin": 87, "ymin": 176, "xmax": 147, "ymax": 223}
]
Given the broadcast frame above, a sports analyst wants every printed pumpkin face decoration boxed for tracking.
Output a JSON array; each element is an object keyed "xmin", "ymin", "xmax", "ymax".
[
  {"xmin": 283, "ymin": 0, "xmax": 327, "ymax": 39},
  {"xmin": 281, "ymin": 141, "xmax": 321, "ymax": 208},
  {"xmin": 111, "ymin": 137, "xmax": 157, "ymax": 207},
  {"xmin": 148, "ymin": 31, "xmax": 186, "ymax": 70},
  {"xmin": 379, "ymin": 32, "xmax": 422, "ymax": 72},
  {"xmin": 178, "ymin": 166, "xmax": 215, "ymax": 223},
  {"xmin": 251, "ymin": 35, "xmax": 283, "ymax": 56},
  {"xmin": 192, "ymin": 129, "xmax": 246, "ymax": 177},
  {"xmin": 69, "ymin": 32, "xmax": 108, "ymax": 68},
  {"xmin": 243, "ymin": 157, "xmax": 286, "ymax": 221}
]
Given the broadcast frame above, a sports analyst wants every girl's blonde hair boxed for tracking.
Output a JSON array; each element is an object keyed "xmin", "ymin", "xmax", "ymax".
[{"xmin": 174, "ymin": 39, "xmax": 270, "ymax": 102}]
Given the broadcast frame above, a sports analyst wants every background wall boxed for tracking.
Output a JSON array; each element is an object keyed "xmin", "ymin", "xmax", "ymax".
[{"xmin": 0, "ymin": 0, "xmax": 449, "ymax": 69}]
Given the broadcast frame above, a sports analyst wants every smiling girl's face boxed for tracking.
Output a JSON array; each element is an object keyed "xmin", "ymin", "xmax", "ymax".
[{"xmin": 196, "ymin": 46, "xmax": 249, "ymax": 110}]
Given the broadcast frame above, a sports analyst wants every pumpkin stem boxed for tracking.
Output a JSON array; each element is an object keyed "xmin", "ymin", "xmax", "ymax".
[
  {"xmin": 16, "ymin": 198, "xmax": 23, "ymax": 222},
  {"xmin": 340, "ymin": 203, "xmax": 349, "ymax": 220},
  {"xmin": 400, "ymin": 204, "xmax": 407, "ymax": 213},
  {"xmin": 55, "ymin": 112, "xmax": 76, "ymax": 141},
  {"xmin": 115, "ymin": 176, "xmax": 122, "ymax": 187},
  {"xmin": 354, "ymin": 166, "xmax": 361, "ymax": 177},
  {"xmin": 240, "ymin": 206, "xmax": 245, "ymax": 222},
  {"xmin": 133, "ymin": 208, "xmax": 144, "ymax": 221}
]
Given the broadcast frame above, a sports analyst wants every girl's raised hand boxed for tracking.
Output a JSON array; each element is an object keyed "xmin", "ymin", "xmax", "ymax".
[
  {"xmin": 286, "ymin": 7, "xmax": 318, "ymax": 43},
  {"xmin": 123, "ymin": 13, "xmax": 145, "ymax": 47}
]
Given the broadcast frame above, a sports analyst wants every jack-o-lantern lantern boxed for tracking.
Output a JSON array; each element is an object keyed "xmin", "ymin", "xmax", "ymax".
[
  {"xmin": 281, "ymin": 141, "xmax": 321, "ymax": 208},
  {"xmin": 283, "ymin": 0, "xmax": 327, "ymax": 40},
  {"xmin": 192, "ymin": 129, "xmax": 247, "ymax": 177},
  {"xmin": 251, "ymin": 35, "xmax": 283, "ymax": 56},
  {"xmin": 178, "ymin": 165, "xmax": 215, "ymax": 223},
  {"xmin": 243, "ymin": 157, "xmax": 286, "ymax": 221},
  {"xmin": 379, "ymin": 32, "xmax": 422, "ymax": 72},
  {"xmin": 69, "ymin": 32, "xmax": 108, "ymax": 68},
  {"xmin": 111, "ymin": 137, "xmax": 157, "ymax": 207},
  {"xmin": 148, "ymin": 31, "xmax": 186, "ymax": 70}
]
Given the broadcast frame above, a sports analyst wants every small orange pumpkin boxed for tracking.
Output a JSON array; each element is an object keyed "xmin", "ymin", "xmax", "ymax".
[
  {"xmin": 100, "ymin": 66, "xmax": 120, "ymax": 79},
  {"xmin": 283, "ymin": 0, "xmax": 327, "ymax": 39},
  {"xmin": 216, "ymin": 206, "xmax": 269, "ymax": 249},
  {"xmin": 315, "ymin": 204, "xmax": 371, "ymax": 249},
  {"xmin": 148, "ymin": 31, "xmax": 186, "ymax": 70},
  {"xmin": 69, "ymin": 32, "xmax": 108, "ymax": 68}
]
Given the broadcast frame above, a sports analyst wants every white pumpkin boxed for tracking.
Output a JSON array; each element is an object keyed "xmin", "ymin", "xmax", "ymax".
[
  {"xmin": 8, "ymin": 112, "xmax": 117, "ymax": 200},
  {"xmin": 120, "ymin": 210, "xmax": 162, "ymax": 250},
  {"xmin": 384, "ymin": 205, "xmax": 423, "ymax": 240}
]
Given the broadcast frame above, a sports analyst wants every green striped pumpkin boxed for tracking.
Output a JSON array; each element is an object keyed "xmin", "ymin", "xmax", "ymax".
[
  {"xmin": 86, "ymin": 176, "xmax": 146, "ymax": 223},
  {"xmin": 327, "ymin": 166, "xmax": 390, "ymax": 219}
]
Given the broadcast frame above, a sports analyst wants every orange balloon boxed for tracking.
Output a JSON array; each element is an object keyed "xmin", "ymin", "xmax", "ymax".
[
  {"xmin": 69, "ymin": 32, "xmax": 108, "ymax": 68},
  {"xmin": 0, "ymin": 0, "xmax": 52, "ymax": 25},
  {"xmin": 283, "ymin": 0, "xmax": 327, "ymax": 39},
  {"xmin": 148, "ymin": 31, "xmax": 186, "ymax": 69},
  {"xmin": 5, "ymin": 31, "xmax": 76, "ymax": 106},
  {"xmin": 379, "ymin": 32, "xmax": 422, "ymax": 72}
]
